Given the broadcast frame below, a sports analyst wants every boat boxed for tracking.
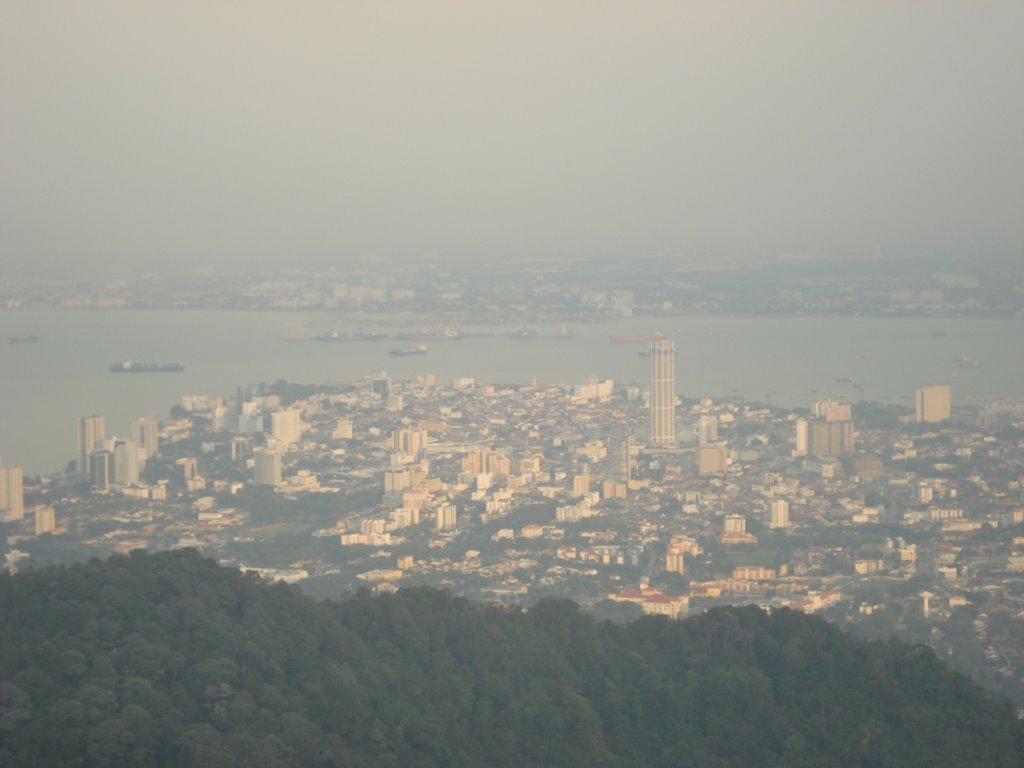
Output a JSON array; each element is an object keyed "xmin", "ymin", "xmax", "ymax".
[
  {"xmin": 110, "ymin": 361, "xmax": 185, "ymax": 373},
  {"xmin": 508, "ymin": 326, "xmax": 576, "ymax": 339},
  {"xmin": 389, "ymin": 344, "xmax": 428, "ymax": 356},
  {"xmin": 610, "ymin": 331, "xmax": 666, "ymax": 343},
  {"xmin": 9, "ymin": 335, "xmax": 39, "ymax": 344},
  {"xmin": 957, "ymin": 356, "xmax": 980, "ymax": 368}
]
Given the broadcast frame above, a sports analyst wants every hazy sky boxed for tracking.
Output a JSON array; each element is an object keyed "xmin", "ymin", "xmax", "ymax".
[{"xmin": 2, "ymin": 2, "xmax": 1022, "ymax": 270}]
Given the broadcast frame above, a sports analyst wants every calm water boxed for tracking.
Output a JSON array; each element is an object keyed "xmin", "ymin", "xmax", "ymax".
[{"xmin": 1, "ymin": 310, "xmax": 1021, "ymax": 475}]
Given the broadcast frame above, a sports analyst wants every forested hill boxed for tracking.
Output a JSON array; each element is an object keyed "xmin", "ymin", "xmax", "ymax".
[{"xmin": 1, "ymin": 551, "xmax": 1022, "ymax": 768}]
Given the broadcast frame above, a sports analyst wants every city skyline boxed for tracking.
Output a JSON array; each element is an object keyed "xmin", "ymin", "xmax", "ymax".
[{"xmin": 3, "ymin": 2, "xmax": 1024, "ymax": 761}]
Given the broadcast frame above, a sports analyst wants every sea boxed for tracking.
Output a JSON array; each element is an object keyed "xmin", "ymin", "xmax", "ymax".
[{"xmin": 1, "ymin": 309, "xmax": 1021, "ymax": 476}]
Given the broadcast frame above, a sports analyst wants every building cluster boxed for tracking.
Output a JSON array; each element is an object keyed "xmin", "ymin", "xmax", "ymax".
[
  {"xmin": 4, "ymin": 343, "xmax": 1024, "ymax": 704},
  {"xmin": 78, "ymin": 413, "xmax": 160, "ymax": 492}
]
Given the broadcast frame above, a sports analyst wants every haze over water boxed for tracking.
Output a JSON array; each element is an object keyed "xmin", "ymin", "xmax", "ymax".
[{"xmin": 1, "ymin": 309, "xmax": 1020, "ymax": 475}]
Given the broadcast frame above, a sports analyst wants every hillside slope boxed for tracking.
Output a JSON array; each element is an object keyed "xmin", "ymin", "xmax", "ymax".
[{"xmin": 1, "ymin": 549, "xmax": 1022, "ymax": 767}]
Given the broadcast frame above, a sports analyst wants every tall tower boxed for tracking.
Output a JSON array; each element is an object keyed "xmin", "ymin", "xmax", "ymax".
[
  {"xmin": 131, "ymin": 415, "xmax": 159, "ymax": 461},
  {"xmin": 610, "ymin": 427, "xmax": 634, "ymax": 485},
  {"xmin": 649, "ymin": 340, "xmax": 676, "ymax": 447},
  {"xmin": 0, "ymin": 465, "xmax": 25, "ymax": 521},
  {"xmin": 78, "ymin": 415, "xmax": 105, "ymax": 478},
  {"xmin": 113, "ymin": 439, "xmax": 140, "ymax": 485},
  {"xmin": 90, "ymin": 450, "xmax": 113, "ymax": 492}
]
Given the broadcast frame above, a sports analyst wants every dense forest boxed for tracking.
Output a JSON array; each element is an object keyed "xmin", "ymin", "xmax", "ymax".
[{"xmin": 2, "ymin": 550, "xmax": 1022, "ymax": 767}]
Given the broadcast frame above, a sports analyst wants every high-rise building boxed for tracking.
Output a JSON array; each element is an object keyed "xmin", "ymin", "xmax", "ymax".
[
  {"xmin": 794, "ymin": 418, "xmax": 809, "ymax": 456},
  {"xmin": 237, "ymin": 412, "xmax": 264, "ymax": 434},
  {"xmin": 231, "ymin": 436, "xmax": 252, "ymax": 467},
  {"xmin": 131, "ymin": 415, "xmax": 159, "ymax": 461},
  {"xmin": 824, "ymin": 403, "xmax": 852, "ymax": 422},
  {"xmin": 809, "ymin": 420, "xmax": 854, "ymax": 457},
  {"xmin": 0, "ymin": 465, "xmax": 25, "ymax": 521},
  {"xmin": 649, "ymin": 340, "xmax": 676, "ymax": 447},
  {"xmin": 35, "ymin": 505, "xmax": 56, "ymax": 536},
  {"xmin": 253, "ymin": 449, "xmax": 282, "ymax": 487},
  {"xmin": 78, "ymin": 415, "xmax": 105, "ymax": 477},
  {"xmin": 572, "ymin": 473, "xmax": 590, "ymax": 497},
  {"xmin": 916, "ymin": 385, "xmax": 951, "ymax": 423},
  {"xmin": 211, "ymin": 406, "xmax": 230, "ymax": 431},
  {"xmin": 609, "ymin": 430, "xmax": 634, "ymax": 486},
  {"xmin": 113, "ymin": 439, "xmax": 140, "ymax": 485},
  {"xmin": 697, "ymin": 415, "xmax": 718, "ymax": 445},
  {"xmin": 270, "ymin": 409, "xmax": 303, "ymax": 447},
  {"xmin": 383, "ymin": 467, "xmax": 412, "ymax": 498},
  {"xmin": 436, "ymin": 503, "xmax": 457, "ymax": 531},
  {"xmin": 484, "ymin": 450, "xmax": 510, "ymax": 480},
  {"xmin": 665, "ymin": 535, "xmax": 687, "ymax": 575},
  {"xmin": 392, "ymin": 429, "xmax": 427, "ymax": 456},
  {"xmin": 769, "ymin": 499, "xmax": 790, "ymax": 529},
  {"xmin": 90, "ymin": 449, "xmax": 113, "ymax": 492},
  {"xmin": 371, "ymin": 372, "xmax": 391, "ymax": 397},
  {"xmin": 811, "ymin": 399, "xmax": 833, "ymax": 418}
]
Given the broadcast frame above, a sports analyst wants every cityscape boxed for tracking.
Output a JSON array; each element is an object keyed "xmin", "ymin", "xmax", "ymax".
[
  {"xmin": 3, "ymin": 309, "xmax": 1023, "ymax": 706},
  {"xmin": 3, "ymin": 3, "xmax": 1024, "ymax": 763}
]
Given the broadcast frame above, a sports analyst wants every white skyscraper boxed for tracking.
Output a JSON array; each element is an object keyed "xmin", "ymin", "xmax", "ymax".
[
  {"xmin": 113, "ymin": 439, "xmax": 140, "ymax": 485},
  {"xmin": 794, "ymin": 418, "xmax": 809, "ymax": 456},
  {"xmin": 270, "ymin": 409, "xmax": 303, "ymax": 447},
  {"xmin": 650, "ymin": 340, "xmax": 676, "ymax": 447},
  {"xmin": 78, "ymin": 415, "xmax": 105, "ymax": 477}
]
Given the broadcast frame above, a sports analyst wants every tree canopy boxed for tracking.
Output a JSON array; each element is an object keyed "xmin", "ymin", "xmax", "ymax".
[{"xmin": 2, "ymin": 549, "xmax": 1021, "ymax": 767}]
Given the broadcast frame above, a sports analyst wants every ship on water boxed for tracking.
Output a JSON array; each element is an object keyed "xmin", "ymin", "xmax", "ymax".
[
  {"xmin": 110, "ymin": 361, "xmax": 186, "ymax": 373},
  {"xmin": 9, "ymin": 335, "xmax": 39, "ymax": 344},
  {"xmin": 389, "ymin": 344, "xmax": 428, "ymax": 356}
]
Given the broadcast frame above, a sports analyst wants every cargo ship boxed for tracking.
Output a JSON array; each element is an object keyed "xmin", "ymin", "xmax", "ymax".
[
  {"xmin": 9, "ymin": 335, "xmax": 39, "ymax": 344},
  {"xmin": 389, "ymin": 344, "xmax": 428, "ymax": 356},
  {"xmin": 110, "ymin": 361, "xmax": 185, "ymax": 373},
  {"xmin": 610, "ymin": 331, "xmax": 666, "ymax": 343}
]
